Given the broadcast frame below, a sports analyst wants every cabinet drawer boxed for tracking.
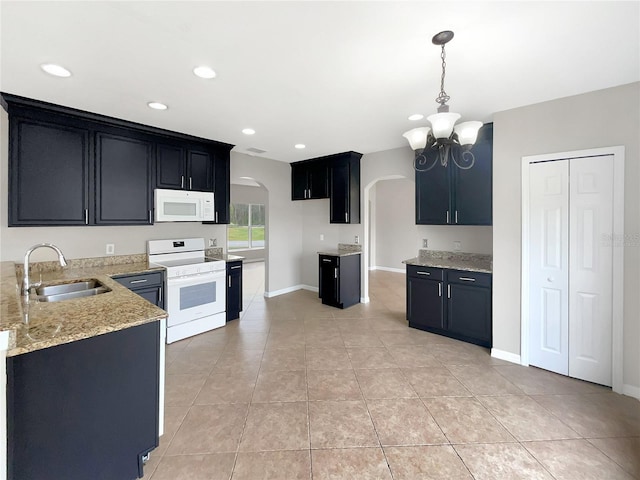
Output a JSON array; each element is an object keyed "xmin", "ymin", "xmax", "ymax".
[
  {"xmin": 407, "ymin": 265, "xmax": 444, "ymax": 281},
  {"xmin": 113, "ymin": 271, "xmax": 164, "ymax": 289},
  {"xmin": 446, "ymin": 270, "xmax": 491, "ymax": 287},
  {"xmin": 319, "ymin": 255, "xmax": 339, "ymax": 267}
]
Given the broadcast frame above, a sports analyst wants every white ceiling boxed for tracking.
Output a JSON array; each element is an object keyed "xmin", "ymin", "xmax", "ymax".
[{"xmin": 1, "ymin": 1, "xmax": 638, "ymax": 163}]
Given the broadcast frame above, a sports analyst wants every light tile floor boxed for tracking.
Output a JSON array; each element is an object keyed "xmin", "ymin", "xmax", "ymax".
[{"xmin": 146, "ymin": 263, "xmax": 640, "ymax": 479}]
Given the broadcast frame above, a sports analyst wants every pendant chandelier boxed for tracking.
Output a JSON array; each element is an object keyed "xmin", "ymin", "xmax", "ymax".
[{"xmin": 402, "ymin": 31, "xmax": 482, "ymax": 172}]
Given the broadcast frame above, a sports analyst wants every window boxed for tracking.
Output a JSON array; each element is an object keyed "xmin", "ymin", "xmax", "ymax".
[{"xmin": 228, "ymin": 203, "xmax": 265, "ymax": 250}]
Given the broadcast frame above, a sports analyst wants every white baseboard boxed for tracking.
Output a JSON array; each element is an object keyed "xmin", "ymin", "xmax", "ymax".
[
  {"xmin": 491, "ymin": 348, "xmax": 521, "ymax": 364},
  {"xmin": 371, "ymin": 266, "xmax": 405, "ymax": 274},
  {"xmin": 264, "ymin": 285, "xmax": 304, "ymax": 298},
  {"xmin": 622, "ymin": 384, "xmax": 640, "ymax": 400},
  {"xmin": 300, "ymin": 285, "xmax": 319, "ymax": 293}
]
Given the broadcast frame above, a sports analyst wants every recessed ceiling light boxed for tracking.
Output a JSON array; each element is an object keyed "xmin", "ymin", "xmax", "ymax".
[
  {"xmin": 408, "ymin": 114, "xmax": 424, "ymax": 121},
  {"xmin": 193, "ymin": 66, "xmax": 217, "ymax": 79},
  {"xmin": 242, "ymin": 128, "xmax": 256, "ymax": 135},
  {"xmin": 295, "ymin": 144, "xmax": 306, "ymax": 149},
  {"xmin": 40, "ymin": 63, "xmax": 72, "ymax": 78},
  {"xmin": 147, "ymin": 102, "xmax": 168, "ymax": 110}
]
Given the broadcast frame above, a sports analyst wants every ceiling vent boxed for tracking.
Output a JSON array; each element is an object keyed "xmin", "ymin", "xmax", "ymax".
[{"xmin": 246, "ymin": 147, "xmax": 267, "ymax": 155}]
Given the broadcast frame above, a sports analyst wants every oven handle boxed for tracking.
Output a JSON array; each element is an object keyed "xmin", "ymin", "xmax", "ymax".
[{"xmin": 167, "ymin": 271, "xmax": 225, "ymax": 286}]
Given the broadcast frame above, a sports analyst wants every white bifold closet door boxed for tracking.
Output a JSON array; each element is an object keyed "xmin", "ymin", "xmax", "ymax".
[{"xmin": 529, "ymin": 155, "xmax": 613, "ymax": 386}]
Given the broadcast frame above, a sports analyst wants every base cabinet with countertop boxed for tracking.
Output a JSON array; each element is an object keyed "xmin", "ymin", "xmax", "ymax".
[
  {"xmin": 226, "ymin": 259, "xmax": 243, "ymax": 321},
  {"xmin": 319, "ymin": 253, "xmax": 361, "ymax": 309},
  {"xmin": 113, "ymin": 270, "xmax": 165, "ymax": 309},
  {"xmin": 7, "ymin": 321, "xmax": 160, "ymax": 480},
  {"xmin": 407, "ymin": 264, "xmax": 492, "ymax": 348}
]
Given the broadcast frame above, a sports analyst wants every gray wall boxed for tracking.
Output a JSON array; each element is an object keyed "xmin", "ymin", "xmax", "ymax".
[
  {"xmin": 493, "ymin": 81, "xmax": 640, "ymax": 392},
  {"xmin": 229, "ymin": 152, "xmax": 303, "ymax": 295},
  {"xmin": 0, "ymin": 109, "xmax": 227, "ymax": 263},
  {"xmin": 229, "ymin": 184, "xmax": 267, "ymax": 262}
]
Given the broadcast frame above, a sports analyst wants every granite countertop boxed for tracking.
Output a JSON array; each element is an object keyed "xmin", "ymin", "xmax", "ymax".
[
  {"xmin": 0, "ymin": 258, "xmax": 167, "ymax": 357},
  {"xmin": 403, "ymin": 250, "xmax": 492, "ymax": 273},
  {"xmin": 318, "ymin": 243, "xmax": 362, "ymax": 257}
]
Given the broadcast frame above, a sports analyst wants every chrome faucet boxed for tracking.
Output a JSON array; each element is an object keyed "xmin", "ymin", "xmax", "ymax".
[{"xmin": 22, "ymin": 243, "xmax": 68, "ymax": 297}]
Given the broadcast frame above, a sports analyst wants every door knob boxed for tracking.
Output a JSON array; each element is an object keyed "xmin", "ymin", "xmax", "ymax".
[{"xmin": 547, "ymin": 277, "xmax": 554, "ymax": 282}]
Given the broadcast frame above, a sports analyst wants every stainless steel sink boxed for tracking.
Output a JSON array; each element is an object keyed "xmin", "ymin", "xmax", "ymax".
[{"xmin": 35, "ymin": 279, "xmax": 110, "ymax": 302}]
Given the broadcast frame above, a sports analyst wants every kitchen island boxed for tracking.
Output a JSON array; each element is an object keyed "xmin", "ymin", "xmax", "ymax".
[{"xmin": 0, "ymin": 257, "xmax": 168, "ymax": 480}]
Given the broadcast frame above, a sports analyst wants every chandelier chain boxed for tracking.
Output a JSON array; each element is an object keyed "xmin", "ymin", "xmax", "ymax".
[{"xmin": 435, "ymin": 44, "xmax": 450, "ymax": 106}]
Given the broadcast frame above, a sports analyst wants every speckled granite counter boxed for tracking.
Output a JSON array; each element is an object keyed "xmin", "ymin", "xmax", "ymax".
[
  {"xmin": 403, "ymin": 250, "xmax": 492, "ymax": 273},
  {"xmin": 318, "ymin": 243, "xmax": 362, "ymax": 257},
  {"xmin": 0, "ymin": 257, "xmax": 167, "ymax": 357}
]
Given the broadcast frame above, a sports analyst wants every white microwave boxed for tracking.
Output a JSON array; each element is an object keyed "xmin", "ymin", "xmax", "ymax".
[{"xmin": 154, "ymin": 189, "xmax": 215, "ymax": 222}]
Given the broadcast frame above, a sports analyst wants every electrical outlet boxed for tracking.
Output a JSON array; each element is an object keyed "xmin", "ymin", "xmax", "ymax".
[
  {"xmin": 422, "ymin": 238, "xmax": 428, "ymax": 248},
  {"xmin": 320, "ymin": 234, "xmax": 324, "ymax": 241},
  {"xmin": 106, "ymin": 243, "xmax": 115, "ymax": 255},
  {"xmin": 453, "ymin": 241, "xmax": 461, "ymax": 252},
  {"xmin": 209, "ymin": 238, "xmax": 217, "ymax": 247},
  {"xmin": 355, "ymin": 235, "xmax": 359, "ymax": 244}
]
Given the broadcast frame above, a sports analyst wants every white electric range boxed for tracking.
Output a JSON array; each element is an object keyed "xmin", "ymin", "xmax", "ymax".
[{"xmin": 148, "ymin": 238, "xmax": 226, "ymax": 343}]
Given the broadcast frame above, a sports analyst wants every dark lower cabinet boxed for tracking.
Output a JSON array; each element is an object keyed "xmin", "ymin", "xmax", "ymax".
[
  {"xmin": 113, "ymin": 271, "xmax": 165, "ymax": 309},
  {"xmin": 407, "ymin": 265, "xmax": 492, "ymax": 347},
  {"xmin": 226, "ymin": 260, "xmax": 243, "ymax": 321},
  {"xmin": 319, "ymin": 254, "xmax": 360, "ymax": 309},
  {"xmin": 7, "ymin": 321, "xmax": 160, "ymax": 480}
]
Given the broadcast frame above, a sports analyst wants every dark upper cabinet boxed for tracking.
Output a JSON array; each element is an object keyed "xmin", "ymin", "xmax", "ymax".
[
  {"xmin": 2, "ymin": 93, "xmax": 234, "ymax": 227},
  {"xmin": 156, "ymin": 145, "xmax": 213, "ymax": 192},
  {"xmin": 156, "ymin": 144, "xmax": 186, "ymax": 190},
  {"xmin": 415, "ymin": 123, "xmax": 492, "ymax": 226},
  {"xmin": 8, "ymin": 114, "xmax": 91, "ymax": 226},
  {"xmin": 330, "ymin": 152, "xmax": 361, "ymax": 224},
  {"xmin": 95, "ymin": 131, "xmax": 154, "ymax": 225},
  {"xmin": 291, "ymin": 160, "xmax": 328, "ymax": 200}
]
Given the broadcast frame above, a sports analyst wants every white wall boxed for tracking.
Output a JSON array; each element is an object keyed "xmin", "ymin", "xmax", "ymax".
[
  {"xmin": 493, "ymin": 81, "xmax": 640, "ymax": 393},
  {"xmin": 229, "ymin": 152, "xmax": 303, "ymax": 295},
  {"xmin": 0, "ymin": 109, "xmax": 227, "ymax": 263}
]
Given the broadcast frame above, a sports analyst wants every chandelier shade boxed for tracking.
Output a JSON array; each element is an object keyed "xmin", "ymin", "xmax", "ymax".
[{"xmin": 402, "ymin": 30, "xmax": 482, "ymax": 172}]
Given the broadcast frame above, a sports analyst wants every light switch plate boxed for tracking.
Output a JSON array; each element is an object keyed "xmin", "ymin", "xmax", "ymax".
[
  {"xmin": 106, "ymin": 243, "xmax": 115, "ymax": 255},
  {"xmin": 422, "ymin": 238, "xmax": 428, "ymax": 248},
  {"xmin": 453, "ymin": 241, "xmax": 461, "ymax": 251}
]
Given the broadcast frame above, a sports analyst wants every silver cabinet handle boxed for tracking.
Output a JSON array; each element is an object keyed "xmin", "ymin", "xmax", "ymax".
[
  {"xmin": 334, "ymin": 267, "xmax": 338, "ymax": 279},
  {"xmin": 446, "ymin": 210, "xmax": 450, "ymax": 224},
  {"xmin": 455, "ymin": 210, "xmax": 458, "ymax": 224},
  {"xmin": 447, "ymin": 284, "xmax": 451, "ymax": 298},
  {"xmin": 345, "ymin": 212, "xmax": 349, "ymax": 223},
  {"xmin": 149, "ymin": 210, "xmax": 152, "ymax": 224},
  {"xmin": 228, "ymin": 275, "xmax": 231, "ymax": 288},
  {"xmin": 439, "ymin": 283, "xmax": 442, "ymax": 297},
  {"xmin": 181, "ymin": 175, "xmax": 184, "ymax": 189},
  {"xmin": 417, "ymin": 271, "xmax": 430, "ymax": 276},
  {"xmin": 231, "ymin": 265, "xmax": 242, "ymax": 269},
  {"xmin": 459, "ymin": 277, "xmax": 476, "ymax": 282},
  {"xmin": 130, "ymin": 279, "xmax": 148, "ymax": 284},
  {"xmin": 323, "ymin": 259, "xmax": 332, "ymax": 263},
  {"xmin": 158, "ymin": 287, "xmax": 162, "ymax": 304},
  {"xmin": 84, "ymin": 209, "xmax": 88, "ymax": 225},
  {"xmin": 189, "ymin": 177, "xmax": 193, "ymax": 190}
]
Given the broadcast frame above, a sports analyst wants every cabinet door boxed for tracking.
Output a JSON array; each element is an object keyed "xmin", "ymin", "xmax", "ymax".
[
  {"xmin": 407, "ymin": 277, "xmax": 444, "ymax": 329},
  {"xmin": 156, "ymin": 144, "xmax": 186, "ymax": 189},
  {"xmin": 10, "ymin": 119, "xmax": 90, "ymax": 225},
  {"xmin": 308, "ymin": 161, "xmax": 328, "ymax": 199},
  {"xmin": 330, "ymin": 161, "xmax": 349, "ymax": 223},
  {"xmin": 452, "ymin": 123, "xmax": 492, "ymax": 225},
  {"xmin": 134, "ymin": 286, "xmax": 164, "ymax": 309},
  {"xmin": 319, "ymin": 256, "xmax": 339, "ymax": 305},
  {"xmin": 187, "ymin": 150, "xmax": 213, "ymax": 191},
  {"xmin": 415, "ymin": 160, "xmax": 450, "ymax": 225},
  {"xmin": 226, "ymin": 262, "xmax": 243, "ymax": 321},
  {"xmin": 95, "ymin": 132, "xmax": 154, "ymax": 225},
  {"xmin": 291, "ymin": 163, "xmax": 308, "ymax": 200},
  {"xmin": 447, "ymin": 283, "xmax": 492, "ymax": 346},
  {"xmin": 213, "ymin": 150, "xmax": 230, "ymax": 223}
]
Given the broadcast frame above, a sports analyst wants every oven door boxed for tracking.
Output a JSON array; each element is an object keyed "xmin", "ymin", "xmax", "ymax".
[{"xmin": 166, "ymin": 271, "xmax": 226, "ymax": 326}]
